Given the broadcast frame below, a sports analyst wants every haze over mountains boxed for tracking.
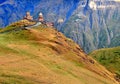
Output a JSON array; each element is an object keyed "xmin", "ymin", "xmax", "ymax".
[
  {"xmin": 0, "ymin": 0, "xmax": 120, "ymax": 52},
  {"xmin": 63, "ymin": 0, "xmax": 120, "ymax": 52}
]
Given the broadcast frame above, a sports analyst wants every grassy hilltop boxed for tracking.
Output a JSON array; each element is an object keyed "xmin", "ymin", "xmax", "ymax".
[{"xmin": 0, "ymin": 20, "xmax": 119, "ymax": 84}]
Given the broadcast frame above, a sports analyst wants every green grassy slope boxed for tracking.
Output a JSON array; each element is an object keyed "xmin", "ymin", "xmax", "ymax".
[
  {"xmin": 89, "ymin": 47, "xmax": 120, "ymax": 81},
  {"xmin": 0, "ymin": 20, "xmax": 119, "ymax": 84}
]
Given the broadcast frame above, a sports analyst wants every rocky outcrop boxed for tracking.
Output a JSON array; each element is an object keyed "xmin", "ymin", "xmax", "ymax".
[{"xmin": 61, "ymin": 0, "xmax": 120, "ymax": 53}]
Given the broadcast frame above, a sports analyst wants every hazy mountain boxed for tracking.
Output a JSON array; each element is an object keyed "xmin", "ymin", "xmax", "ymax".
[
  {"xmin": 61, "ymin": 0, "xmax": 120, "ymax": 53},
  {"xmin": 0, "ymin": 0, "xmax": 79, "ymax": 27}
]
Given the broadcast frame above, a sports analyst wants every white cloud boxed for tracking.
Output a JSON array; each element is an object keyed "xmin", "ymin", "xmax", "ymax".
[
  {"xmin": 89, "ymin": 0, "xmax": 118, "ymax": 10},
  {"xmin": 89, "ymin": 1, "xmax": 97, "ymax": 10},
  {"xmin": 57, "ymin": 18, "xmax": 64, "ymax": 23},
  {"xmin": 97, "ymin": 5, "xmax": 116, "ymax": 9},
  {"xmin": 114, "ymin": 0, "xmax": 120, "ymax": 2}
]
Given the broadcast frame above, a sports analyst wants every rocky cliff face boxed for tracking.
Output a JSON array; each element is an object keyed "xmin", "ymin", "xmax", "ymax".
[
  {"xmin": 62, "ymin": 0, "xmax": 120, "ymax": 52},
  {"xmin": 0, "ymin": 0, "xmax": 120, "ymax": 53}
]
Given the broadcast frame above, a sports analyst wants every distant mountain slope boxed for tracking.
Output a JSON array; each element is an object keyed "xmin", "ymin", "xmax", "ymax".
[
  {"xmin": 0, "ymin": 20, "xmax": 118, "ymax": 84},
  {"xmin": 0, "ymin": 0, "xmax": 79, "ymax": 27},
  {"xmin": 62, "ymin": 0, "xmax": 120, "ymax": 53},
  {"xmin": 89, "ymin": 46, "xmax": 120, "ymax": 82}
]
